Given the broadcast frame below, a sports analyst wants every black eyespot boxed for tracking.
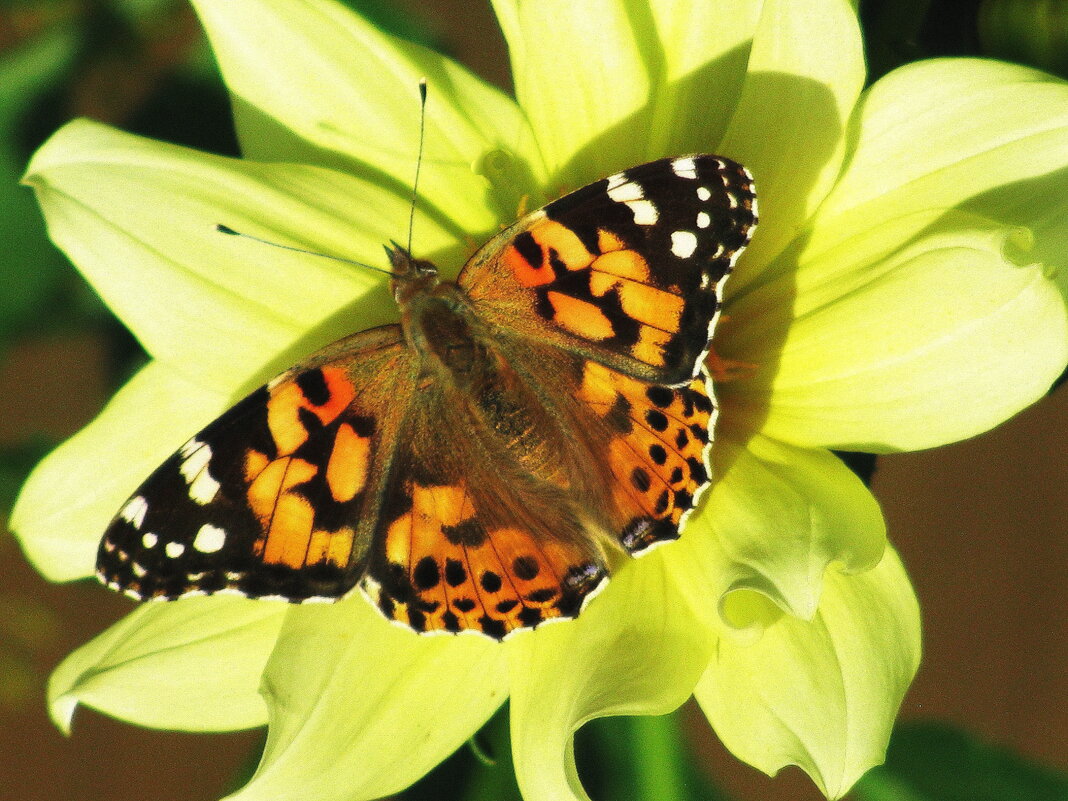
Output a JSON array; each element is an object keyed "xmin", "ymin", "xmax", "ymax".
[
  {"xmin": 645, "ymin": 410, "xmax": 669, "ymax": 432},
  {"xmin": 413, "ymin": 556, "xmax": 440, "ymax": 590},
  {"xmin": 444, "ymin": 559, "xmax": 467, "ymax": 587},
  {"xmin": 512, "ymin": 555, "xmax": 540, "ymax": 580}
]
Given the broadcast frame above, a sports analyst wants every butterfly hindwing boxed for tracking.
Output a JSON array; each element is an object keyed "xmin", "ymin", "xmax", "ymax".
[
  {"xmin": 568, "ymin": 358, "xmax": 715, "ymax": 553},
  {"xmin": 359, "ymin": 356, "xmax": 610, "ymax": 638}
]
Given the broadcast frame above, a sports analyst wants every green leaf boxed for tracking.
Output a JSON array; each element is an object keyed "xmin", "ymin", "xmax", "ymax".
[
  {"xmin": 979, "ymin": 0, "xmax": 1068, "ymax": 78},
  {"xmin": 0, "ymin": 438, "xmax": 53, "ymax": 517},
  {"xmin": 457, "ymin": 705, "xmax": 523, "ymax": 801},
  {"xmin": 855, "ymin": 721, "xmax": 1068, "ymax": 801},
  {"xmin": 578, "ymin": 711, "xmax": 732, "ymax": 801},
  {"xmin": 0, "ymin": 25, "xmax": 79, "ymax": 336}
]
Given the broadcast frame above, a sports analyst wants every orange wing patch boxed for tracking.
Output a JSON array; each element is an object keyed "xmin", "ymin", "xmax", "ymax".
[
  {"xmin": 265, "ymin": 366, "xmax": 356, "ymax": 453},
  {"xmin": 504, "ymin": 219, "xmax": 593, "ymax": 287},
  {"xmin": 234, "ymin": 366, "xmax": 376, "ymax": 575},
  {"xmin": 363, "ymin": 479, "xmax": 607, "ymax": 639},
  {"xmin": 576, "ymin": 360, "xmax": 714, "ymax": 553},
  {"xmin": 325, "ymin": 423, "xmax": 370, "ymax": 503},
  {"xmin": 248, "ymin": 456, "xmax": 318, "ymax": 568},
  {"xmin": 546, "ymin": 291, "xmax": 615, "ymax": 340},
  {"xmin": 489, "ymin": 216, "xmax": 705, "ymax": 375}
]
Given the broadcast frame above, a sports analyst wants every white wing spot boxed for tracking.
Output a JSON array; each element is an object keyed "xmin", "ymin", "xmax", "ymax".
[
  {"xmin": 711, "ymin": 242, "xmax": 725, "ymax": 259},
  {"xmin": 726, "ymin": 192, "xmax": 739, "ymax": 209},
  {"xmin": 120, "ymin": 495, "xmax": 149, "ymax": 529},
  {"xmin": 608, "ymin": 180, "xmax": 644, "ymax": 203},
  {"xmin": 194, "ymin": 523, "xmax": 227, "ymax": 553},
  {"xmin": 132, "ymin": 563, "xmax": 147, "ymax": 578},
  {"xmin": 179, "ymin": 440, "xmax": 221, "ymax": 505},
  {"xmin": 141, "ymin": 531, "xmax": 158, "ymax": 549},
  {"xmin": 671, "ymin": 231, "xmax": 698, "ymax": 258},
  {"xmin": 165, "ymin": 541, "xmax": 185, "ymax": 558},
  {"xmin": 696, "ymin": 211, "xmax": 711, "ymax": 229},
  {"xmin": 628, "ymin": 199, "xmax": 659, "ymax": 225},
  {"xmin": 671, "ymin": 157, "xmax": 698, "ymax": 179},
  {"xmin": 606, "ymin": 172, "xmax": 627, "ymax": 191},
  {"xmin": 697, "ymin": 186, "xmax": 711, "ymax": 201}
]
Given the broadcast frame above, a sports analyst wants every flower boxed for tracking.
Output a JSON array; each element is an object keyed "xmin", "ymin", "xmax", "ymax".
[{"xmin": 13, "ymin": 0, "xmax": 1068, "ymax": 799}]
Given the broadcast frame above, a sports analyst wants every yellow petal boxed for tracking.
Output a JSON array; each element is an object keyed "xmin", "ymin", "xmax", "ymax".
[
  {"xmin": 719, "ymin": 0, "xmax": 865, "ymax": 291},
  {"xmin": 665, "ymin": 433, "xmax": 885, "ymax": 630},
  {"xmin": 696, "ymin": 547, "xmax": 920, "ymax": 799},
  {"xmin": 50, "ymin": 596, "xmax": 283, "ymax": 733},
  {"xmin": 724, "ymin": 218, "xmax": 1067, "ymax": 450},
  {"xmin": 228, "ymin": 596, "xmax": 507, "ymax": 801},
  {"xmin": 24, "ymin": 120, "xmax": 458, "ymax": 386},
  {"xmin": 507, "ymin": 552, "xmax": 711, "ymax": 801},
  {"xmin": 192, "ymin": 0, "xmax": 540, "ymax": 229}
]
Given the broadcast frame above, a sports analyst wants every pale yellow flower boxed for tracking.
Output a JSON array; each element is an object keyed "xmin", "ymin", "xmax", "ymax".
[{"xmin": 13, "ymin": 1, "xmax": 1067, "ymax": 799}]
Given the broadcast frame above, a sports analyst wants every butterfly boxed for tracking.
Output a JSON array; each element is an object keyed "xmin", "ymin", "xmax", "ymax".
[{"xmin": 97, "ymin": 155, "xmax": 757, "ymax": 640}]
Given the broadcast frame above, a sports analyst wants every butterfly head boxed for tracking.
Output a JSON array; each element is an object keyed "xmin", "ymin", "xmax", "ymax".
[{"xmin": 386, "ymin": 241, "xmax": 440, "ymax": 304}]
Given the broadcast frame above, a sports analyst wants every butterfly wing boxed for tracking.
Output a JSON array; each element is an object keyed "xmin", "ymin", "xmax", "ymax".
[
  {"xmin": 96, "ymin": 321, "xmax": 610, "ymax": 638},
  {"xmin": 459, "ymin": 155, "xmax": 756, "ymax": 386},
  {"xmin": 559, "ymin": 353, "xmax": 716, "ymax": 554},
  {"xmin": 358, "ymin": 352, "xmax": 610, "ymax": 639},
  {"xmin": 97, "ymin": 324, "xmax": 416, "ymax": 602}
]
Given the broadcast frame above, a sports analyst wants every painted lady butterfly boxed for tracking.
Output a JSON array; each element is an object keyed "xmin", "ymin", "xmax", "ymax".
[{"xmin": 97, "ymin": 155, "xmax": 757, "ymax": 640}]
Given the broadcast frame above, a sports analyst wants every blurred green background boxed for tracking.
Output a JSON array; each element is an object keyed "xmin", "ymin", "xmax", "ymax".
[{"xmin": 0, "ymin": 1, "xmax": 1065, "ymax": 800}]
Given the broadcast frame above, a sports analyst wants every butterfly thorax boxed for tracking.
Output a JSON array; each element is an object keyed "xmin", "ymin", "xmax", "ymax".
[
  {"xmin": 389, "ymin": 247, "xmax": 483, "ymax": 381},
  {"xmin": 388, "ymin": 245, "xmax": 579, "ymax": 496}
]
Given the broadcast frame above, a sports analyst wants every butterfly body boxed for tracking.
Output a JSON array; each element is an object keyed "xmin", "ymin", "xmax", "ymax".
[{"xmin": 97, "ymin": 155, "xmax": 757, "ymax": 639}]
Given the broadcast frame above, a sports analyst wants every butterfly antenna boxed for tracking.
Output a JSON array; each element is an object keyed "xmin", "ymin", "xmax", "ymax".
[
  {"xmin": 406, "ymin": 77, "xmax": 428, "ymax": 256},
  {"xmin": 215, "ymin": 224, "xmax": 400, "ymax": 277}
]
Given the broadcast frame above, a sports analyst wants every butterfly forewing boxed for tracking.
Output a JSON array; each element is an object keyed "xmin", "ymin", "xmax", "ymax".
[
  {"xmin": 97, "ymin": 325, "xmax": 413, "ymax": 602},
  {"xmin": 460, "ymin": 155, "xmax": 756, "ymax": 385}
]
